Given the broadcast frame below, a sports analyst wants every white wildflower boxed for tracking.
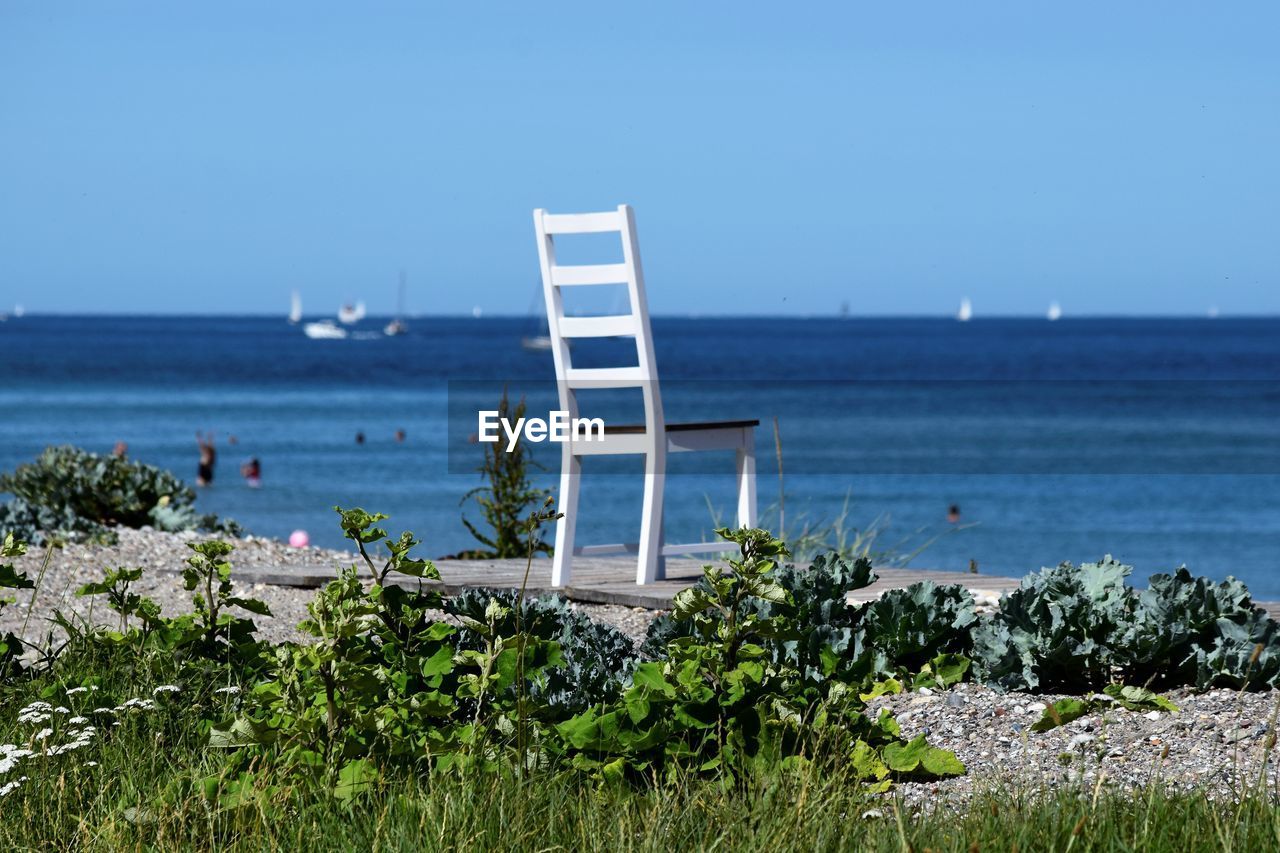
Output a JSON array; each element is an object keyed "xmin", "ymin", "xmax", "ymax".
[
  {"xmin": 115, "ymin": 698, "xmax": 157, "ymax": 712},
  {"xmin": 152, "ymin": 685, "xmax": 181, "ymax": 695},
  {"xmin": 214, "ymin": 686, "xmax": 242, "ymax": 695},
  {"xmin": 86, "ymin": 761, "xmax": 98, "ymax": 767},
  {"xmin": 91, "ymin": 707, "xmax": 114, "ymax": 715},
  {"xmin": 19, "ymin": 701, "xmax": 51, "ymax": 713},
  {"xmin": 65, "ymin": 687, "xmax": 90, "ymax": 696},
  {"xmin": 34, "ymin": 728, "xmax": 53, "ymax": 741},
  {"xmin": 16, "ymin": 711, "xmax": 50, "ymax": 725},
  {"xmin": 0, "ymin": 776, "xmax": 28, "ymax": 797},
  {"xmin": 68, "ymin": 716, "xmax": 88, "ymax": 725},
  {"xmin": 54, "ymin": 706, "xmax": 70, "ymax": 714}
]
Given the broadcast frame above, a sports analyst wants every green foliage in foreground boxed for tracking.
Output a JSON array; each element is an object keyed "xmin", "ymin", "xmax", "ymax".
[
  {"xmin": 1, "ymin": 646, "xmax": 1279, "ymax": 853},
  {"xmin": 0, "ymin": 445, "xmax": 239, "ymax": 544},
  {"xmin": 0, "ymin": 512, "xmax": 969, "ymax": 818},
  {"xmin": 0, "ymin": 533, "xmax": 34, "ymax": 679}
]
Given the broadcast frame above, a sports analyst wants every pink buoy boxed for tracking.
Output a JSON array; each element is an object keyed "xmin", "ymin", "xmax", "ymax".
[{"xmin": 288, "ymin": 530, "xmax": 310, "ymax": 548}]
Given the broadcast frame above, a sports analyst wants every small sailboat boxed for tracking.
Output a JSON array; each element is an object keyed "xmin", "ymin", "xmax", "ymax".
[
  {"xmin": 521, "ymin": 335, "xmax": 553, "ymax": 351},
  {"xmin": 338, "ymin": 301, "xmax": 366, "ymax": 325},
  {"xmin": 1047, "ymin": 301, "xmax": 1062, "ymax": 322},
  {"xmin": 303, "ymin": 319, "xmax": 348, "ymax": 339},
  {"xmin": 956, "ymin": 298, "xmax": 973, "ymax": 322},
  {"xmin": 384, "ymin": 272, "xmax": 408, "ymax": 336},
  {"xmin": 12, "ymin": 304, "xmax": 24, "ymax": 319},
  {"xmin": 288, "ymin": 291, "xmax": 302, "ymax": 325},
  {"xmin": 521, "ymin": 281, "xmax": 557, "ymax": 351}
]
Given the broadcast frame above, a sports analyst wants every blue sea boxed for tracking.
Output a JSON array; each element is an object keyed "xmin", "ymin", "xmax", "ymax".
[{"xmin": 2, "ymin": 316, "xmax": 1278, "ymax": 595}]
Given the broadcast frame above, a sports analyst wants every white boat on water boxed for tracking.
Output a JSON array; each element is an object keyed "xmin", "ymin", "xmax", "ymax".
[
  {"xmin": 521, "ymin": 335, "xmax": 553, "ymax": 351},
  {"xmin": 288, "ymin": 291, "xmax": 302, "ymax": 324},
  {"xmin": 338, "ymin": 301, "xmax": 366, "ymax": 325},
  {"xmin": 12, "ymin": 304, "xmax": 24, "ymax": 319},
  {"xmin": 956, "ymin": 298, "xmax": 972, "ymax": 322},
  {"xmin": 303, "ymin": 319, "xmax": 348, "ymax": 339},
  {"xmin": 1047, "ymin": 301, "xmax": 1062, "ymax": 321}
]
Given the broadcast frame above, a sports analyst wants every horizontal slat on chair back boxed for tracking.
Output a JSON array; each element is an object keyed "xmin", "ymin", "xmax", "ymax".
[
  {"xmin": 564, "ymin": 366, "xmax": 647, "ymax": 388},
  {"xmin": 541, "ymin": 210, "xmax": 625, "ymax": 234},
  {"xmin": 549, "ymin": 263, "xmax": 630, "ymax": 287},
  {"xmin": 558, "ymin": 314, "xmax": 638, "ymax": 338}
]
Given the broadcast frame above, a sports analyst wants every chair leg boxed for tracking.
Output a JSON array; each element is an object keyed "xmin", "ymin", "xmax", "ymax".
[
  {"xmin": 552, "ymin": 450, "xmax": 580, "ymax": 587},
  {"xmin": 735, "ymin": 430, "xmax": 757, "ymax": 529},
  {"xmin": 637, "ymin": 448, "xmax": 666, "ymax": 585}
]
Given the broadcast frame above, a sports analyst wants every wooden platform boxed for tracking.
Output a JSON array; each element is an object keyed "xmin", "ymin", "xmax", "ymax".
[{"xmin": 226, "ymin": 556, "xmax": 1023, "ymax": 610}]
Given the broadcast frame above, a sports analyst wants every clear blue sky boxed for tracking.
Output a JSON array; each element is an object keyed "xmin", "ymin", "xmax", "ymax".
[{"xmin": 1, "ymin": 3, "xmax": 1276, "ymax": 316}]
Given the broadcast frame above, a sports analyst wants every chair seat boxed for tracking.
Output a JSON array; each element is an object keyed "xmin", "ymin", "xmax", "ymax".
[{"xmin": 602, "ymin": 419, "xmax": 760, "ymax": 434}]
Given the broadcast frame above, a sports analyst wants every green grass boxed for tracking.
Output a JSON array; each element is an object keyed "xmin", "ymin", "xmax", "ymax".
[{"xmin": 3, "ymin": 641, "xmax": 1280, "ymax": 852}]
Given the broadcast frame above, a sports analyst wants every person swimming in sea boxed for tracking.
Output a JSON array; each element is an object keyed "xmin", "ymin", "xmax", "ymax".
[
  {"xmin": 947, "ymin": 504, "xmax": 961, "ymax": 523},
  {"xmin": 240, "ymin": 457, "xmax": 261, "ymax": 488},
  {"xmin": 196, "ymin": 431, "xmax": 217, "ymax": 486}
]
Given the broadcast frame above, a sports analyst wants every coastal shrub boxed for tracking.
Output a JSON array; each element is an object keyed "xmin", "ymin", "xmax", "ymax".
[
  {"xmin": 444, "ymin": 588, "xmax": 636, "ymax": 717},
  {"xmin": 553, "ymin": 528, "xmax": 964, "ymax": 786},
  {"xmin": 208, "ymin": 507, "xmax": 572, "ymax": 782},
  {"xmin": 457, "ymin": 390, "xmax": 552, "ymax": 558},
  {"xmin": 0, "ymin": 445, "xmax": 236, "ymax": 544},
  {"xmin": 69, "ymin": 540, "xmax": 271, "ymax": 672},
  {"xmin": 198, "ymin": 518, "xmax": 962, "ymax": 790}
]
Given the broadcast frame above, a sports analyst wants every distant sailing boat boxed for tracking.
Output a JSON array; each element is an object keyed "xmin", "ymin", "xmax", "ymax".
[
  {"xmin": 384, "ymin": 272, "xmax": 408, "ymax": 337},
  {"xmin": 288, "ymin": 291, "xmax": 302, "ymax": 325},
  {"xmin": 522, "ymin": 280, "xmax": 554, "ymax": 351},
  {"xmin": 1047, "ymin": 301, "xmax": 1062, "ymax": 321},
  {"xmin": 956, "ymin": 298, "xmax": 973, "ymax": 322},
  {"xmin": 12, "ymin": 304, "xmax": 24, "ymax": 319}
]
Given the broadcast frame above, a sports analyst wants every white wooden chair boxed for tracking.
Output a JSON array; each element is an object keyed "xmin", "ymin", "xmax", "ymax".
[{"xmin": 532, "ymin": 204, "xmax": 758, "ymax": 586}]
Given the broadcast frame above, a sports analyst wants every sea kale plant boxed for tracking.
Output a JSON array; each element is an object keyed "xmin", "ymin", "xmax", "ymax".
[
  {"xmin": 1128, "ymin": 569, "xmax": 1280, "ymax": 690},
  {"xmin": 0, "ymin": 445, "xmax": 237, "ymax": 544},
  {"xmin": 972, "ymin": 556, "xmax": 1280, "ymax": 692},
  {"xmin": 644, "ymin": 551, "xmax": 977, "ymax": 690},
  {"xmin": 445, "ymin": 588, "xmax": 635, "ymax": 717}
]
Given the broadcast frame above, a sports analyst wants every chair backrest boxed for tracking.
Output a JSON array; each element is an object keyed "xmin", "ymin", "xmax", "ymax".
[{"xmin": 532, "ymin": 205, "xmax": 665, "ymax": 443}]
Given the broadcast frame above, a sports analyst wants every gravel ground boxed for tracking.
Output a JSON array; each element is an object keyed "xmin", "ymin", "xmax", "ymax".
[
  {"xmin": 6, "ymin": 528, "xmax": 1277, "ymax": 802},
  {"xmin": 871, "ymin": 682, "xmax": 1280, "ymax": 808}
]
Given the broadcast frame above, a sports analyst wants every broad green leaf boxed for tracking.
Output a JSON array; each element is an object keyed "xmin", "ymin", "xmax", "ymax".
[
  {"xmin": 333, "ymin": 759, "xmax": 378, "ymax": 799},
  {"xmin": 1030, "ymin": 697, "xmax": 1092, "ymax": 732}
]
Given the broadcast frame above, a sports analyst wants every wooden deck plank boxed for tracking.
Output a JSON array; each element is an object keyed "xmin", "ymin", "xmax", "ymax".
[{"xmin": 219, "ymin": 556, "xmax": 1024, "ymax": 610}]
